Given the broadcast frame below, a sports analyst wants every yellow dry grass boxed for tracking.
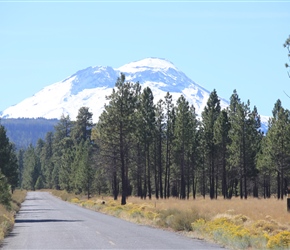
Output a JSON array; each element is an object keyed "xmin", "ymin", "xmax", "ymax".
[{"xmin": 126, "ymin": 196, "xmax": 290, "ymax": 227}]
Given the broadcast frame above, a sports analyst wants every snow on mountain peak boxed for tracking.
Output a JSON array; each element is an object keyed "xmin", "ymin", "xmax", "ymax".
[
  {"xmin": 68, "ymin": 66, "xmax": 118, "ymax": 95},
  {"xmin": 3, "ymin": 57, "xmax": 261, "ymax": 128},
  {"xmin": 117, "ymin": 57, "xmax": 178, "ymax": 73}
]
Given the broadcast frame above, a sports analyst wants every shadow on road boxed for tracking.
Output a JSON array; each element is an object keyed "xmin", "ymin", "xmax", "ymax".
[
  {"xmin": 24, "ymin": 198, "xmax": 45, "ymax": 201},
  {"xmin": 20, "ymin": 209, "xmax": 56, "ymax": 211},
  {"xmin": 15, "ymin": 219, "xmax": 82, "ymax": 223}
]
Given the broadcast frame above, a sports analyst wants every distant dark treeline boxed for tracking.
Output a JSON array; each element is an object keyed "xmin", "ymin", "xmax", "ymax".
[{"xmin": 0, "ymin": 118, "xmax": 58, "ymax": 149}]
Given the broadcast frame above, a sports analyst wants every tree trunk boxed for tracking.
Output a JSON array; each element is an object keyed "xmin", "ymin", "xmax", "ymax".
[
  {"xmin": 154, "ymin": 142, "xmax": 159, "ymax": 199},
  {"xmin": 277, "ymin": 171, "xmax": 281, "ymax": 199},
  {"xmin": 120, "ymin": 123, "xmax": 127, "ymax": 205},
  {"xmin": 147, "ymin": 147, "xmax": 152, "ymax": 200},
  {"xmin": 158, "ymin": 132, "xmax": 163, "ymax": 199}
]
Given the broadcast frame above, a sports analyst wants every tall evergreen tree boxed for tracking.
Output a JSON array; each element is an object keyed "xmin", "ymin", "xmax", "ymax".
[
  {"xmin": 74, "ymin": 140, "xmax": 95, "ymax": 198},
  {"xmin": 97, "ymin": 112, "xmax": 120, "ymax": 199},
  {"xmin": 35, "ymin": 139, "xmax": 45, "ymax": 189},
  {"xmin": 201, "ymin": 89, "xmax": 221, "ymax": 199},
  {"xmin": 72, "ymin": 107, "xmax": 94, "ymax": 143},
  {"xmin": 228, "ymin": 90, "xmax": 261, "ymax": 199},
  {"xmin": 154, "ymin": 99, "xmax": 164, "ymax": 199},
  {"xmin": 22, "ymin": 144, "xmax": 40, "ymax": 190},
  {"xmin": 247, "ymin": 105, "xmax": 262, "ymax": 197},
  {"xmin": 140, "ymin": 87, "xmax": 155, "ymax": 199},
  {"xmin": 98, "ymin": 73, "xmax": 140, "ymax": 205},
  {"xmin": 256, "ymin": 135, "xmax": 273, "ymax": 198},
  {"xmin": 174, "ymin": 95, "xmax": 191, "ymax": 199},
  {"xmin": 52, "ymin": 115, "xmax": 73, "ymax": 189},
  {"xmin": 267, "ymin": 100, "xmax": 290, "ymax": 199},
  {"xmin": 17, "ymin": 149, "xmax": 24, "ymax": 189},
  {"xmin": 187, "ymin": 105, "xmax": 199, "ymax": 199},
  {"xmin": 163, "ymin": 92, "xmax": 175, "ymax": 198},
  {"xmin": 58, "ymin": 137, "xmax": 75, "ymax": 192},
  {"xmin": 214, "ymin": 109, "xmax": 230, "ymax": 199},
  {"xmin": 42, "ymin": 132, "xmax": 54, "ymax": 188}
]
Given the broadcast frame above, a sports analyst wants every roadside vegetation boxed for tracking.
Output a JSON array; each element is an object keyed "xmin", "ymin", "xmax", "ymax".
[
  {"xmin": 0, "ymin": 190, "xmax": 26, "ymax": 244},
  {"xmin": 51, "ymin": 190, "xmax": 290, "ymax": 250}
]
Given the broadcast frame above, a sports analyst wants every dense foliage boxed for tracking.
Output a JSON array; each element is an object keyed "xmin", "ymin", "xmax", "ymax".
[{"xmin": 0, "ymin": 124, "xmax": 19, "ymax": 208}]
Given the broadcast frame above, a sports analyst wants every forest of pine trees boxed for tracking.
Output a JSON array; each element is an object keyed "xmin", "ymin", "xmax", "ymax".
[
  {"xmin": 0, "ymin": 36, "xmax": 289, "ymax": 207},
  {"xmin": 9, "ymin": 73, "xmax": 289, "ymax": 205}
]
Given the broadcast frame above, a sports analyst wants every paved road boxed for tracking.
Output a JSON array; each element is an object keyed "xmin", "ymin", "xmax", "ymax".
[{"xmin": 1, "ymin": 192, "xmax": 224, "ymax": 249}]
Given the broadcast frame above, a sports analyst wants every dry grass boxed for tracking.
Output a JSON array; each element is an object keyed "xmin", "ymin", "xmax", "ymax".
[
  {"xmin": 0, "ymin": 190, "xmax": 27, "ymax": 244},
  {"xmin": 126, "ymin": 196, "xmax": 290, "ymax": 226}
]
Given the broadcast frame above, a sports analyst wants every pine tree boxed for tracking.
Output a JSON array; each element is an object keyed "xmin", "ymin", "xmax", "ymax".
[
  {"xmin": 155, "ymin": 99, "xmax": 164, "ymax": 199},
  {"xmin": 97, "ymin": 111, "xmax": 120, "ymax": 199},
  {"xmin": 131, "ymin": 106, "xmax": 145, "ymax": 198},
  {"xmin": 42, "ymin": 132, "xmax": 54, "ymax": 188},
  {"xmin": 267, "ymin": 100, "xmax": 290, "ymax": 199},
  {"xmin": 228, "ymin": 90, "xmax": 262, "ymax": 199},
  {"xmin": 174, "ymin": 95, "xmax": 192, "ymax": 199},
  {"xmin": 246, "ymin": 105, "xmax": 262, "ymax": 197},
  {"xmin": 98, "ymin": 73, "xmax": 140, "ymax": 205},
  {"xmin": 256, "ymin": 135, "xmax": 273, "ymax": 198},
  {"xmin": 163, "ymin": 92, "xmax": 175, "ymax": 198},
  {"xmin": 201, "ymin": 89, "xmax": 221, "ymax": 199},
  {"xmin": 74, "ymin": 140, "xmax": 95, "ymax": 198},
  {"xmin": 54, "ymin": 114, "xmax": 72, "ymax": 140},
  {"xmin": 140, "ymin": 87, "xmax": 155, "ymax": 199},
  {"xmin": 72, "ymin": 107, "xmax": 94, "ymax": 143},
  {"xmin": 17, "ymin": 149, "xmax": 24, "ymax": 189},
  {"xmin": 187, "ymin": 105, "xmax": 199, "ymax": 199},
  {"xmin": 214, "ymin": 109, "xmax": 230, "ymax": 199},
  {"xmin": 58, "ymin": 137, "xmax": 75, "ymax": 192},
  {"xmin": 22, "ymin": 144, "xmax": 40, "ymax": 190},
  {"xmin": 35, "ymin": 139, "xmax": 45, "ymax": 190},
  {"xmin": 51, "ymin": 115, "xmax": 73, "ymax": 190}
]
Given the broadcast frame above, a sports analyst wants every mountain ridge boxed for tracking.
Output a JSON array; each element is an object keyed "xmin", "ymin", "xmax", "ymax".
[{"xmin": 0, "ymin": 57, "xmax": 268, "ymax": 131}]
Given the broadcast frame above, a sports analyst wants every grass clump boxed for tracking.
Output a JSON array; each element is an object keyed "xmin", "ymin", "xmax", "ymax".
[
  {"xmin": 157, "ymin": 208, "xmax": 202, "ymax": 231},
  {"xmin": 251, "ymin": 220, "xmax": 280, "ymax": 235}
]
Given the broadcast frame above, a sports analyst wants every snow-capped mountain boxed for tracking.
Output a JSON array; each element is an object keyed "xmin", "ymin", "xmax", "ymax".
[{"xmin": 0, "ymin": 57, "xmax": 268, "ymax": 130}]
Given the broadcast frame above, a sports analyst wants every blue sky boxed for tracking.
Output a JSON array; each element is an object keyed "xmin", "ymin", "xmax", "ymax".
[{"xmin": 0, "ymin": 0, "xmax": 290, "ymax": 117}]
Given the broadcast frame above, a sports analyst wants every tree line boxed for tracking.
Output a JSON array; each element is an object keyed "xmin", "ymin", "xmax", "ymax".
[
  {"xmin": 1, "ymin": 118, "xmax": 58, "ymax": 149},
  {"xmin": 11, "ymin": 73, "xmax": 289, "ymax": 205}
]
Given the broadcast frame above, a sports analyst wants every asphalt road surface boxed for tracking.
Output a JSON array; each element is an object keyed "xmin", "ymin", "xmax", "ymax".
[{"xmin": 1, "ymin": 192, "xmax": 224, "ymax": 249}]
